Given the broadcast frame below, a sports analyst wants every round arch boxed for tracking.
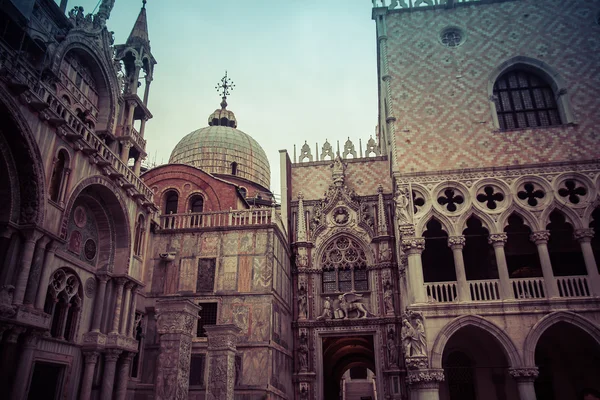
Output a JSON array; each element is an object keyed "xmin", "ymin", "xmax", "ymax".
[
  {"xmin": 52, "ymin": 37, "xmax": 119, "ymax": 133},
  {"xmin": 61, "ymin": 177, "xmax": 131, "ymax": 273},
  {"xmin": 431, "ymin": 315, "xmax": 522, "ymax": 369},
  {"xmin": 523, "ymin": 311, "xmax": 600, "ymax": 366},
  {"xmin": 0, "ymin": 86, "xmax": 46, "ymax": 225}
]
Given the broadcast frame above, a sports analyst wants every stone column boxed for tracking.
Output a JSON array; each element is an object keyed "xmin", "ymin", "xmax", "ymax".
[
  {"xmin": 119, "ymin": 283, "xmax": 133, "ymax": 335},
  {"xmin": 407, "ymin": 369, "xmax": 444, "ymax": 400},
  {"xmin": 133, "ymin": 157, "xmax": 143, "ymax": 175},
  {"xmin": 120, "ymin": 142, "xmax": 132, "ymax": 164},
  {"xmin": 110, "ymin": 278, "xmax": 127, "ymax": 334},
  {"xmin": 91, "ymin": 275, "xmax": 110, "ymax": 332},
  {"xmin": 0, "ymin": 327, "xmax": 24, "ymax": 393},
  {"xmin": 574, "ymin": 229, "xmax": 600, "ymax": 295},
  {"xmin": 127, "ymin": 287, "xmax": 139, "ymax": 338},
  {"xmin": 530, "ymin": 231, "xmax": 559, "ymax": 298},
  {"xmin": 100, "ymin": 349, "xmax": 123, "ymax": 400},
  {"xmin": 489, "ymin": 233, "xmax": 514, "ymax": 300},
  {"xmin": 154, "ymin": 299, "xmax": 200, "ymax": 400},
  {"xmin": 13, "ymin": 231, "xmax": 43, "ymax": 305},
  {"xmin": 509, "ymin": 368, "xmax": 539, "ymax": 400},
  {"xmin": 10, "ymin": 331, "xmax": 40, "ymax": 400},
  {"xmin": 79, "ymin": 351, "xmax": 100, "ymax": 400},
  {"xmin": 0, "ymin": 229, "xmax": 20, "ymax": 286},
  {"xmin": 34, "ymin": 242, "xmax": 59, "ymax": 310},
  {"xmin": 114, "ymin": 352, "xmax": 135, "ymax": 400},
  {"xmin": 402, "ymin": 238, "xmax": 427, "ymax": 304},
  {"xmin": 23, "ymin": 237, "xmax": 52, "ymax": 306},
  {"xmin": 448, "ymin": 236, "xmax": 469, "ymax": 302},
  {"xmin": 205, "ymin": 324, "xmax": 242, "ymax": 400},
  {"xmin": 143, "ymin": 76, "xmax": 152, "ymax": 106}
]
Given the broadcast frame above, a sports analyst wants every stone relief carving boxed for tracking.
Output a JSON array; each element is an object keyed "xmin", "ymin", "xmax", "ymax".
[
  {"xmin": 394, "ymin": 186, "xmax": 412, "ymax": 225},
  {"xmin": 337, "ymin": 292, "xmax": 373, "ymax": 319},
  {"xmin": 297, "ymin": 330, "xmax": 309, "ymax": 372},
  {"xmin": 401, "ymin": 311, "xmax": 427, "ymax": 358},
  {"xmin": 207, "ymin": 356, "xmax": 229, "ymax": 400},
  {"xmin": 299, "ymin": 382, "xmax": 310, "ymax": 399},
  {"xmin": 298, "ymin": 278, "xmax": 308, "ymax": 319},
  {"xmin": 387, "ymin": 325, "xmax": 399, "ymax": 367},
  {"xmin": 331, "ymin": 155, "xmax": 346, "ymax": 187},
  {"xmin": 383, "ymin": 271, "xmax": 395, "ymax": 315},
  {"xmin": 406, "ymin": 370, "xmax": 445, "ymax": 385},
  {"xmin": 316, "ymin": 296, "xmax": 333, "ymax": 320}
]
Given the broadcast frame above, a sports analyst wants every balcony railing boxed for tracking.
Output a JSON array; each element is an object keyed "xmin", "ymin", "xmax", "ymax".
[
  {"xmin": 469, "ymin": 279, "xmax": 501, "ymax": 301},
  {"xmin": 557, "ymin": 276, "xmax": 590, "ymax": 298},
  {"xmin": 512, "ymin": 278, "xmax": 546, "ymax": 299},
  {"xmin": 425, "ymin": 281, "xmax": 457, "ymax": 303},
  {"xmin": 380, "ymin": 0, "xmax": 489, "ymax": 10},
  {"xmin": 130, "ymin": 126, "xmax": 147, "ymax": 149},
  {"xmin": 159, "ymin": 208, "xmax": 286, "ymax": 233}
]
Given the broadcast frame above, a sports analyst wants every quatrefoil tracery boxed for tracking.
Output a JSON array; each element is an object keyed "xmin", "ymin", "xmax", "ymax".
[
  {"xmin": 558, "ymin": 180, "xmax": 587, "ymax": 204},
  {"xmin": 518, "ymin": 183, "xmax": 545, "ymax": 207},
  {"xmin": 437, "ymin": 188, "xmax": 464, "ymax": 212},
  {"xmin": 476, "ymin": 186, "xmax": 504, "ymax": 210}
]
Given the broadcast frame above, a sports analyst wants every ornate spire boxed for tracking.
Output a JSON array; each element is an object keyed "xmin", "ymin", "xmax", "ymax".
[
  {"xmin": 297, "ymin": 192, "xmax": 307, "ymax": 242},
  {"xmin": 126, "ymin": 0, "xmax": 151, "ymax": 51},
  {"xmin": 377, "ymin": 184, "xmax": 389, "ymax": 236},
  {"xmin": 97, "ymin": 0, "xmax": 115, "ymax": 24},
  {"xmin": 215, "ymin": 71, "xmax": 235, "ymax": 109}
]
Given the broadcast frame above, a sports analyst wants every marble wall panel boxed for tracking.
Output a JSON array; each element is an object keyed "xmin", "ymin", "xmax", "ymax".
[
  {"xmin": 241, "ymin": 348, "xmax": 269, "ymax": 386},
  {"xmin": 238, "ymin": 256, "xmax": 253, "ymax": 293},
  {"xmin": 223, "ymin": 232, "xmax": 240, "ymax": 256},
  {"xmin": 178, "ymin": 257, "xmax": 196, "ymax": 292},
  {"xmin": 200, "ymin": 233, "xmax": 219, "ymax": 256},
  {"xmin": 219, "ymin": 256, "xmax": 238, "ymax": 291},
  {"xmin": 252, "ymin": 257, "xmax": 271, "ymax": 290}
]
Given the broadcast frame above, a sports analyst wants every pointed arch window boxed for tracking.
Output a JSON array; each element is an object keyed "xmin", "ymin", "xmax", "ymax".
[
  {"xmin": 44, "ymin": 269, "xmax": 82, "ymax": 342},
  {"xmin": 493, "ymin": 69, "xmax": 561, "ymax": 131},
  {"xmin": 321, "ymin": 237, "xmax": 369, "ymax": 293}
]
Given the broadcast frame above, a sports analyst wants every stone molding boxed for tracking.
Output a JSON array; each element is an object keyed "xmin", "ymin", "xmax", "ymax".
[
  {"xmin": 488, "ymin": 233, "xmax": 508, "ymax": 245},
  {"xmin": 401, "ymin": 238, "xmax": 425, "ymax": 254},
  {"xmin": 406, "ymin": 369, "xmax": 445, "ymax": 388},
  {"xmin": 104, "ymin": 348, "xmax": 123, "ymax": 362},
  {"xmin": 509, "ymin": 367, "xmax": 539, "ymax": 381},
  {"xmin": 574, "ymin": 228, "xmax": 595, "ymax": 242},
  {"xmin": 405, "ymin": 355, "xmax": 428, "ymax": 370},
  {"xmin": 447, "ymin": 236, "xmax": 465, "ymax": 249}
]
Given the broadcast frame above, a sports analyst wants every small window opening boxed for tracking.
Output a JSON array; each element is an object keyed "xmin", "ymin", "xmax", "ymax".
[
  {"xmin": 197, "ymin": 303, "xmax": 218, "ymax": 337},
  {"xmin": 231, "ymin": 162, "xmax": 238, "ymax": 175}
]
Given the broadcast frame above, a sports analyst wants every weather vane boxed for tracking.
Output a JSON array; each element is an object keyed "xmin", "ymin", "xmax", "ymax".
[{"xmin": 215, "ymin": 71, "xmax": 235, "ymax": 103}]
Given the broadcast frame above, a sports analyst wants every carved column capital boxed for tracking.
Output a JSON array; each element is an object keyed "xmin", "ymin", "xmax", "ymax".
[
  {"xmin": 447, "ymin": 236, "xmax": 465, "ymax": 250},
  {"xmin": 83, "ymin": 351, "xmax": 100, "ymax": 364},
  {"xmin": 120, "ymin": 351, "xmax": 136, "ymax": 363},
  {"xmin": 488, "ymin": 233, "xmax": 508, "ymax": 247},
  {"xmin": 530, "ymin": 231, "xmax": 550, "ymax": 244},
  {"xmin": 509, "ymin": 367, "xmax": 539, "ymax": 382},
  {"xmin": 104, "ymin": 349, "xmax": 123, "ymax": 362},
  {"xmin": 574, "ymin": 228, "xmax": 595, "ymax": 243},
  {"xmin": 406, "ymin": 369, "xmax": 445, "ymax": 389},
  {"xmin": 113, "ymin": 277, "xmax": 128, "ymax": 287},
  {"xmin": 401, "ymin": 238, "xmax": 425, "ymax": 255},
  {"xmin": 205, "ymin": 324, "xmax": 242, "ymax": 351}
]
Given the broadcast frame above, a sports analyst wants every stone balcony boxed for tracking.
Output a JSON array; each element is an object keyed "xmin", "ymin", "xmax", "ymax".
[
  {"xmin": 424, "ymin": 275, "xmax": 594, "ymax": 303},
  {"xmin": 158, "ymin": 208, "xmax": 286, "ymax": 234}
]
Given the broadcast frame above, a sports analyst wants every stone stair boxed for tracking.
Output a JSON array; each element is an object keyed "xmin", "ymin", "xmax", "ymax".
[{"xmin": 344, "ymin": 381, "xmax": 374, "ymax": 400}]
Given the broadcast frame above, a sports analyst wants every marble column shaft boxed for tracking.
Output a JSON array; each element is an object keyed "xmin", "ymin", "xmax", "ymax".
[
  {"xmin": 10, "ymin": 332, "xmax": 39, "ymax": 400},
  {"xmin": 79, "ymin": 351, "xmax": 100, "ymax": 400},
  {"xmin": 448, "ymin": 236, "xmax": 469, "ymax": 302},
  {"xmin": 127, "ymin": 288, "xmax": 138, "ymax": 338},
  {"xmin": 510, "ymin": 368, "xmax": 539, "ymax": 400},
  {"xmin": 0, "ymin": 230, "xmax": 20, "ymax": 285},
  {"xmin": 34, "ymin": 243, "xmax": 58, "ymax": 310},
  {"xmin": 13, "ymin": 231, "xmax": 43, "ymax": 305},
  {"xmin": 91, "ymin": 275, "xmax": 110, "ymax": 332},
  {"xmin": 23, "ymin": 237, "xmax": 51, "ymax": 305},
  {"xmin": 402, "ymin": 238, "xmax": 426, "ymax": 304},
  {"xmin": 489, "ymin": 234, "xmax": 514, "ymax": 299},
  {"xmin": 114, "ymin": 353, "xmax": 135, "ymax": 400},
  {"xmin": 100, "ymin": 349, "xmax": 122, "ymax": 400},
  {"xmin": 530, "ymin": 232, "xmax": 559, "ymax": 298},
  {"xmin": 110, "ymin": 278, "xmax": 126, "ymax": 334},
  {"xmin": 575, "ymin": 229, "xmax": 600, "ymax": 295},
  {"xmin": 119, "ymin": 284, "xmax": 133, "ymax": 335}
]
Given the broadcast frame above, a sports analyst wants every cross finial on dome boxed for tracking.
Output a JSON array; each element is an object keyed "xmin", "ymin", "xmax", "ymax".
[
  {"xmin": 142, "ymin": 0, "xmax": 147, "ymax": 9},
  {"xmin": 215, "ymin": 71, "xmax": 235, "ymax": 109}
]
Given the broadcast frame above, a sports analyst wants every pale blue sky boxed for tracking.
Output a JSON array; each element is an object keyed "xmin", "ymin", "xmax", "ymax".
[{"xmin": 56, "ymin": 0, "xmax": 379, "ymax": 193}]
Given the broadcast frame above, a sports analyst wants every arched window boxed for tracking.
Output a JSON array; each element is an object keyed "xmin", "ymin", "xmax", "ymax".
[
  {"xmin": 134, "ymin": 215, "xmax": 145, "ymax": 256},
  {"xmin": 189, "ymin": 195, "xmax": 204, "ymax": 213},
  {"xmin": 547, "ymin": 211, "xmax": 586, "ymax": 276},
  {"xmin": 422, "ymin": 219, "xmax": 456, "ymax": 283},
  {"xmin": 493, "ymin": 69, "xmax": 561, "ymax": 130},
  {"xmin": 44, "ymin": 269, "xmax": 82, "ymax": 342},
  {"xmin": 231, "ymin": 162, "xmax": 238, "ymax": 176},
  {"xmin": 164, "ymin": 191, "xmax": 179, "ymax": 214},
  {"xmin": 321, "ymin": 236, "xmax": 368, "ymax": 293},
  {"xmin": 49, "ymin": 150, "xmax": 69, "ymax": 203}
]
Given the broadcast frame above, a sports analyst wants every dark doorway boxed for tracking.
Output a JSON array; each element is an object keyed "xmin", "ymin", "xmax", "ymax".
[
  {"xmin": 28, "ymin": 362, "xmax": 64, "ymax": 400},
  {"xmin": 322, "ymin": 335, "xmax": 376, "ymax": 400}
]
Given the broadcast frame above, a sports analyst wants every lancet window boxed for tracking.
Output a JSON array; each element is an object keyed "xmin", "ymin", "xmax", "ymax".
[
  {"xmin": 44, "ymin": 269, "xmax": 82, "ymax": 342},
  {"xmin": 321, "ymin": 236, "xmax": 368, "ymax": 293}
]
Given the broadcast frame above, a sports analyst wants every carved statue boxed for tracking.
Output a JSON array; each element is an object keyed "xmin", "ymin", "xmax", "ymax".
[
  {"xmin": 331, "ymin": 156, "xmax": 345, "ymax": 187},
  {"xmin": 414, "ymin": 319, "xmax": 427, "ymax": 356},
  {"xmin": 298, "ymin": 332, "xmax": 309, "ymax": 372},
  {"xmin": 383, "ymin": 279, "xmax": 394, "ymax": 314},
  {"xmin": 298, "ymin": 284, "xmax": 308, "ymax": 319},
  {"xmin": 387, "ymin": 327, "xmax": 399, "ymax": 366},
  {"xmin": 338, "ymin": 292, "xmax": 372, "ymax": 319},
  {"xmin": 401, "ymin": 314, "xmax": 427, "ymax": 357},
  {"xmin": 401, "ymin": 318, "xmax": 415, "ymax": 357},
  {"xmin": 316, "ymin": 297, "xmax": 332, "ymax": 320},
  {"xmin": 394, "ymin": 187, "xmax": 411, "ymax": 225}
]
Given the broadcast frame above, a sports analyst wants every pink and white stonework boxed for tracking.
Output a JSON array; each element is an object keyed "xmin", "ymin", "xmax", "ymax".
[{"xmin": 1, "ymin": 1, "xmax": 600, "ymax": 400}]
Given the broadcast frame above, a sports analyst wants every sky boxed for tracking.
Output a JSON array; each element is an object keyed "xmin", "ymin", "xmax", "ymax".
[{"xmin": 55, "ymin": 0, "xmax": 379, "ymax": 195}]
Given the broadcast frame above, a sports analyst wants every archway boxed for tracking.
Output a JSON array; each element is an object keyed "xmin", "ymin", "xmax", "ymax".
[
  {"xmin": 439, "ymin": 325, "xmax": 519, "ymax": 400},
  {"xmin": 534, "ymin": 322, "xmax": 600, "ymax": 400},
  {"xmin": 322, "ymin": 335, "xmax": 376, "ymax": 400}
]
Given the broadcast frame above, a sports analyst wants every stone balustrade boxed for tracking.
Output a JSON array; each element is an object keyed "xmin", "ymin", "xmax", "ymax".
[
  {"xmin": 374, "ymin": 0, "xmax": 490, "ymax": 10},
  {"xmin": 159, "ymin": 208, "xmax": 286, "ymax": 233}
]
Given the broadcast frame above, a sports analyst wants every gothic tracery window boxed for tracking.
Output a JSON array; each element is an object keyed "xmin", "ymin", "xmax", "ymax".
[
  {"xmin": 321, "ymin": 236, "xmax": 369, "ymax": 293},
  {"xmin": 493, "ymin": 69, "xmax": 561, "ymax": 131},
  {"xmin": 44, "ymin": 269, "xmax": 82, "ymax": 342}
]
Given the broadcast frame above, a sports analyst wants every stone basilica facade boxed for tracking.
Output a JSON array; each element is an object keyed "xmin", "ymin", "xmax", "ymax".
[{"xmin": 0, "ymin": 0, "xmax": 600, "ymax": 400}]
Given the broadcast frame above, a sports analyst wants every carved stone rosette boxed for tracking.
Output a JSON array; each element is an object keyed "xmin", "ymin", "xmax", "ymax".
[
  {"xmin": 205, "ymin": 324, "xmax": 242, "ymax": 400},
  {"xmin": 154, "ymin": 299, "xmax": 200, "ymax": 400}
]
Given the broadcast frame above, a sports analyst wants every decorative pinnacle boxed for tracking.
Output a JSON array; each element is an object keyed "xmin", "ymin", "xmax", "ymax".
[
  {"xmin": 142, "ymin": 0, "xmax": 146, "ymax": 9},
  {"xmin": 215, "ymin": 71, "xmax": 235, "ymax": 109}
]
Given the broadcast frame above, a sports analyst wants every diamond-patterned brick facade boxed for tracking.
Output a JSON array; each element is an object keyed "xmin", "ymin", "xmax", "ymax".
[
  {"xmin": 384, "ymin": 0, "xmax": 600, "ymax": 173},
  {"xmin": 291, "ymin": 158, "xmax": 392, "ymax": 200}
]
